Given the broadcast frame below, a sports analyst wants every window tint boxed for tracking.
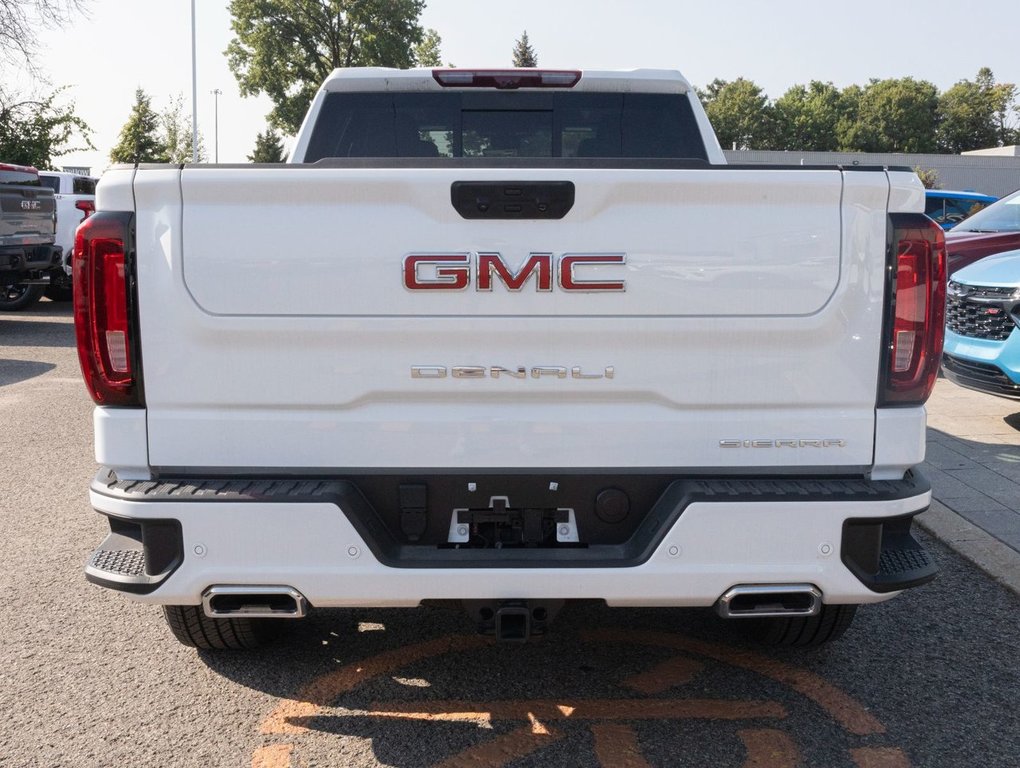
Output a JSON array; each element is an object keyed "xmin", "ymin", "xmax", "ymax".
[
  {"xmin": 38, "ymin": 175, "xmax": 60, "ymax": 192},
  {"xmin": 0, "ymin": 169, "xmax": 40, "ymax": 187},
  {"xmin": 73, "ymin": 177, "xmax": 97, "ymax": 195},
  {"xmin": 305, "ymin": 91, "xmax": 708, "ymax": 162}
]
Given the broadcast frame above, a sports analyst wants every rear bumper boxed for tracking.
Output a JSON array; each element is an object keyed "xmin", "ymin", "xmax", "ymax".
[
  {"xmin": 942, "ymin": 328, "xmax": 1020, "ymax": 400},
  {"xmin": 85, "ymin": 470, "xmax": 936, "ymax": 608},
  {"xmin": 0, "ymin": 244, "xmax": 61, "ymax": 275}
]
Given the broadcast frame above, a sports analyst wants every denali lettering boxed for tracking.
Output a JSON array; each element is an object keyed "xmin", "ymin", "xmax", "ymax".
[
  {"xmin": 719, "ymin": 439, "xmax": 847, "ymax": 448},
  {"xmin": 412, "ymin": 366, "xmax": 615, "ymax": 380},
  {"xmin": 403, "ymin": 252, "xmax": 626, "ymax": 292}
]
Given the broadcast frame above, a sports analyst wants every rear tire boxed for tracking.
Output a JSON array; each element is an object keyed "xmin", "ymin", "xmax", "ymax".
[
  {"xmin": 45, "ymin": 270, "xmax": 73, "ymax": 301},
  {"xmin": 162, "ymin": 605, "xmax": 283, "ymax": 650},
  {"xmin": 0, "ymin": 283, "xmax": 45, "ymax": 311},
  {"xmin": 737, "ymin": 604, "xmax": 858, "ymax": 647}
]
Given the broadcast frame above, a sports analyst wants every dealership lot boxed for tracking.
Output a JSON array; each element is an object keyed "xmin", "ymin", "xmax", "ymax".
[{"xmin": 1, "ymin": 302, "xmax": 1018, "ymax": 768}]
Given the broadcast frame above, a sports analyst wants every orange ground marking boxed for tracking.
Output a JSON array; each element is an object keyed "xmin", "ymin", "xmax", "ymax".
[
  {"xmin": 591, "ymin": 723, "xmax": 653, "ymax": 768},
  {"xmin": 250, "ymin": 743, "xmax": 292, "ymax": 768},
  {"xmin": 852, "ymin": 746, "xmax": 913, "ymax": 768},
  {"xmin": 430, "ymin": 724, "xmax": 562, "ymax": 768},
  {"xmin": 738, "ymin": 728, "xmax": 802, "ymax": 768},
  {"xmin": 585, "ymin": 629, "xmax": 886, "ymax": 736},
  {"xmin": 623, "ymin": 655, "xmax": 705, "ymax": 694},
  {"xmin": 260, "ymin": 634, "xmax": 488, "ymax": 735},
  {"xmin": 365, "ymin": 698, "xmax": 787, "ymax": 722}
]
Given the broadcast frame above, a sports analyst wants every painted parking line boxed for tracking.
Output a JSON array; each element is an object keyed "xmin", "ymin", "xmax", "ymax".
[{"xmin": 253, "ymin": 628, "xmax": 912, "ymax": 767}]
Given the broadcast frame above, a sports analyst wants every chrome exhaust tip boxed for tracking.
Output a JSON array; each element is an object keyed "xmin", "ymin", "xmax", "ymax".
[
  {"xmin": 715, "ymin": 584, "xmax": 822, "ymax": 619},
  {"xmin": 202, "ymin": 585, "xmax": 308, "ymax": 619}
]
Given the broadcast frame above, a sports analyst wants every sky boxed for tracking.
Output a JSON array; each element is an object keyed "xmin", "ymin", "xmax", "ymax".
[{"xmin": 9, "ymin": 0, "xmax": 1020, "ymax": 174}]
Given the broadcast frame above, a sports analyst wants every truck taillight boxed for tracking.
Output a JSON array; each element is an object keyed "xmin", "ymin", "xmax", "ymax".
[
  {"xmin": 880, "ymin": 213, "xmax": 946, "ymax": 405},
  {"xmin": 73, "ymin": 211, "xmax": 142, "ymax": 406}
]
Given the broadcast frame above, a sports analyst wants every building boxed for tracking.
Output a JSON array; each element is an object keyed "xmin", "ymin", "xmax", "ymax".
[{"xmin": 724, "ymin": 150, "xmax": 1020, "ymax": 198}]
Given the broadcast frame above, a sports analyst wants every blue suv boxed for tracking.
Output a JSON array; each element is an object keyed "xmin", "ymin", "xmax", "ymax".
[
  {"xmin": 925, "ymin": 190, "xmax": 997, "ymax": 230},
  {"xmin": 942, "ymin": 249, "xmax": 1020, "ymax": 399}
]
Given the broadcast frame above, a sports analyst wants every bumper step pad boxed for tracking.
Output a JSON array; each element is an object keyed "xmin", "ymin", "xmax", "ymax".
[
  {"xmin": 842, "ymin": 513, "xmax": 937, "ymax": 593},
  {"xmin": 85, "ymin": 520, "xmax": 183, "ymax": 595}
]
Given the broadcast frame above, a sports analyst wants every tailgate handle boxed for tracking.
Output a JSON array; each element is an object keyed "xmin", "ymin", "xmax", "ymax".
[{"xmin": 451, "ymin": 181, "xmax": 574, "ymax": 220}]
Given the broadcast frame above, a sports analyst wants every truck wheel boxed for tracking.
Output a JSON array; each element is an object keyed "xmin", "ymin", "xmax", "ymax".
[
  {"xmin": 162, "ymin": 605, "xmax": 282, "ymax": 650},
  {"xmin": 0, "ymin": 283, "xmax": 45, "ymax": 311},
  {"xmin": 737, "ymin": 604, "xmax": 858, "ymax": 647},
  {"xmin": 45, "ymin": 271, "xmax": 73, "ymax": 302}
]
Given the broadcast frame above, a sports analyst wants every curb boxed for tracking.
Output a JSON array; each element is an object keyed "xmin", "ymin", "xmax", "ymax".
[{"xmin": 918, "ymin": 500, "xmax": 1020, "ymax": 596}]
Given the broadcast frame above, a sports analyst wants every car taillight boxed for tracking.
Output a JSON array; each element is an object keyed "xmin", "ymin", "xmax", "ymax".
[
  {"xmin": 432, "ymin": 69, "xmax": 581, "ymax": 89},
  {"xmin": 880, "ymin": 213, "xmax": 947, "ymax": 405},
  {"xmin": 75, "ymin": 199, "xmax": 95, "ymax": 220},
  {"xmin": 73, "ymin": 211, "xmax": 142, "ymax": 406}
]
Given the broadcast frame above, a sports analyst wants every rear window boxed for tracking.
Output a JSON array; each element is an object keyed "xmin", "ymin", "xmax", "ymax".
[
  {"xmin": 38, "ymin": 175, "xmax": 61, "ymax": 192},
  {"xmin": 73, "ymin": 177, "xmax": 97, "ymax": 195},
  {"xmin": 304, "ymin": 92, "xmax": 708, "ymax": 163},
  {"xmin": 1, "ymin": 169, "xmax": 41, "ymax": 187}
]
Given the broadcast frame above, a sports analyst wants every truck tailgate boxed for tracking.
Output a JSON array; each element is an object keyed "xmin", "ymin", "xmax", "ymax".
[{"xmin": 137, "ymin": 166, "xmax": 890, "ymax": 471}]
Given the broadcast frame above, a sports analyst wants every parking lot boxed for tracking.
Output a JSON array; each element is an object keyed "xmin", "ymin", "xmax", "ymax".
[{"xmin": 2, "ymin": 302, "xmax": 1019, "ymax": 768}]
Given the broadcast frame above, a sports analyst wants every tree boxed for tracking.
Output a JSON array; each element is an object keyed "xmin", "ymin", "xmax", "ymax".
[
  {"xmin": 414, "ymin": 27, "xmax": 442, "ymax": 67},
  {"xmin": 0, "ymin": 85, "xmax": 93, "ymax": 168},
  {"xmin": 839, "ymin": 77, "xmax": 939, "ymax": 153},
  {"xmin": 0, "ymin": 0, "xmax": 88, "ymax": 67},
  {"xmin": 773, "ymin": 81, "xmax": 845, "ymax": 151},
  {"xmin": 937, "ymin": 68, "xmax": 1017, "ymax": 152},
  {"xmin": 699, "ymin": 78, "xmax": 776, "ymax": 150},
  {"xmin": 109, "ymin": 88, "xmax": 167, "ymax": 164},
  {"xmin": 161, "ymin": 93, "xmax": 206, "ymax": 163},
  {"xmin": 227, "ymin": 0, "xmax": 426, "ymax": 134},
  {"xmin": 512, "ymin": 30, "xmax": 537, "ymax": 67},
  {"xmin": 248, "ymin": 127, "xmax": 286, "ymax": 162}
]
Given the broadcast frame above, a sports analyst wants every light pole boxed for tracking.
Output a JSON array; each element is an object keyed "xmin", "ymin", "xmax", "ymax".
[
  {"xmin": 191, "ymin": 0, "xmax": 198, "ymax": 162},
  {"xmin": 211, "ymin": 89, "xmax": 222, "ymax": 163}
]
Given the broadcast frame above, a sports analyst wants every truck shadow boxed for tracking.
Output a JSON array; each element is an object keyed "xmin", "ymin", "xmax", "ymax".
[
  {"xmin": 190, "ymin": 534, "xmax": 1020, "ymax": 768},
  {"xmin": 0, "ymin": 359, "xmax": 56, "ymax": 386},
  {"xmin": 0, "ymin": 318, "xmax": 75, "ymax": 348},
  {"xmin": 924, "ymin": 424, "xmax": 1020, "ymax": 548}
]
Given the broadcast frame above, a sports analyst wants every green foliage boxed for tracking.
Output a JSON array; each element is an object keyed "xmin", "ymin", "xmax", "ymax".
[
  {"xmin": 913, "ymin": 166, "xmax": 940, "ymax": 189},
  {"xmin": 773, "ymin": 81, "xmax": 843, "ymax": 151},
  {"xmin": 699, "ymin": 78, "xmax": 776, "ymax": 150},
  {"xmin": 0, "ymin": 86, "xmax": 94, "ymax": 168},
  {"xmin": 226, "ymin": 0, "xmax": 426, "ymax": 134},
  {"xmin": 839, "ymin": 78, "xmax": 939, "ymax": 153},
  {"xmin": 161, "ymin": 93, "xmax": 206, "ymax": 163},
  {"xmin": 694, "ymin": 67, "xmax": 1019, "ymax": 155},
  {"xmin": 414, "ymin": 28, "xmax": 443, "ymax": 67},
  {"xmin": 512, "ymin": 30, "xmax": 537, "ymax": 68},
  {"xmin": 937, "ymin": 68, "xmax": 1017, "ymax": 152},
  {"xmin": 248, "ymin": 127, "xmax": 286, "ymax": 162},
  {"xmin": 110, "ymin": 89, "xmax": 209, "ymax": 165},
  {"xmin": 110, "ymin": 88, "xmax": 166, "ymax": 163}
]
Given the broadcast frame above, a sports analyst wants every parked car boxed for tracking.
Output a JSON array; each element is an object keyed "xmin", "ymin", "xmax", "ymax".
[
  {"xmin": 945, "ymin": 188, "xmax": 1020, "ymax": 275},
  {"xmin": 924, "ymin": 189, "xmax": 996, "ymax": 230},
  {"xmin": 0, "ymin": 162, "xmax": 61, "ymax": 311},
  {"xmin": 38, "ymin": 171, "xmax": 96, "ymax": 300},
  {"xmin": 942, "ymin": 249, "xmax": 1020, "ymax": 399}
]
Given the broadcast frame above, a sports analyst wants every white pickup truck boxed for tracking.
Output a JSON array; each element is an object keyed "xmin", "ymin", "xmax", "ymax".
[
  {"xmin": 77, "ymin": 68, "xmax": 945, "ymax": 650},
  {"xmin": 39, "ymin": 171, "xmax": 96, "ymax": 300}
]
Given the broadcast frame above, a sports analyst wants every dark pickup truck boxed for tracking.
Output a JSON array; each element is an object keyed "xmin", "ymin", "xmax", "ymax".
[{"xmin": 1, "ymin": 163, "xmax": 61, "ymax": 311}]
